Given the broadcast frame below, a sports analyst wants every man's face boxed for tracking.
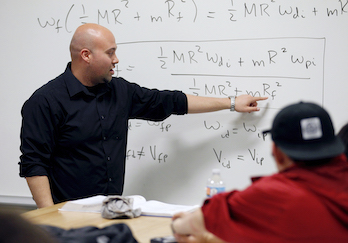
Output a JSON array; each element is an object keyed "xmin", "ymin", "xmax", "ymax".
[{"xmin": 89, "ymin": 33, "xmax": 119, "ymax": 84}]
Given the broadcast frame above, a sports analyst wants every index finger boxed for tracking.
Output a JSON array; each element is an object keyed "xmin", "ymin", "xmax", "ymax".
[{"xmin": 252, "ymin": 96, "xmax": 268, "ymax": 101}]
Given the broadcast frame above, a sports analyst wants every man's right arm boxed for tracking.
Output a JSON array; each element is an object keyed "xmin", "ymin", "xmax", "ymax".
[
  {"xmin": 21, "ymin": 94, "xmax": 57, "ymax": 209},
  {"xmin": 26, "ymin": 176, "xmax": 54, "ymax": 208}
]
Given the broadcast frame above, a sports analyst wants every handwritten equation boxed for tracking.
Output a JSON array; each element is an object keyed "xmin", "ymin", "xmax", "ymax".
[
  {"xmin": 117, "ymin": 38, "xmax": 325, "ymax": 109},
  {"xmin": 126, "ymin": 145, "xmax": 168, "ymax": 163},
  {"xmin": 128, "ymin": 120, "xmax": 172, "ymax": 132},
  {"xmin": 213, "ymin": 148, "xmax": 265, "ymax": 169},
  {"xmin": 126, "ymin": 126, "xmax": 268, "ymax": 168},
  {"xmin": 209, "ymin": 121, "xmax": 269, "ymax": 168},
  {"xmin": 127, "ymin": 119, "xmax": 269, "ymax": 168},
  {"xmin": 121, "ymin": 37, "xmax": 325, "ymax": 169},
  {"xmin": 36, "ymin": 1, "xmax": 348, "ymax": 33}
]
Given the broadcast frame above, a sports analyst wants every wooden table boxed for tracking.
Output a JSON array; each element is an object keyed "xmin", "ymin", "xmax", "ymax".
[{"xmin": 22, "ymin": 203, "xmax": 173, "ymax": 243}]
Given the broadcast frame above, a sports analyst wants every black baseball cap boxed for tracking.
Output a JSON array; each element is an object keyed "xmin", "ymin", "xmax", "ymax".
[{"xmin": 263, "ymin": 102, "xmax": 345, "ymax": 161}]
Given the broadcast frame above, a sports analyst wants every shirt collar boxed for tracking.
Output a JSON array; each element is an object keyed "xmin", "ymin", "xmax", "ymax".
[{"xmin": 63, "ymin": 62, "xmax": 111, "ymax": 98}]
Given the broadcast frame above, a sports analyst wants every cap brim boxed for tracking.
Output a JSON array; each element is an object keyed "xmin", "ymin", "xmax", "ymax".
[{"xmin": 276, "ymin": 137, "xmax": 345, "ymax": 161}]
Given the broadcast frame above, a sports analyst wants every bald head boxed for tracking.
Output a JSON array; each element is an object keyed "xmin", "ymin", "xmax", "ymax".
[
  {"xmin": 69, "ymin": 24, "xmax": 119, "ymax": 86},
  {"xmin": 70, "ymin": 23, "xmax": 115, "ymax": 60}
]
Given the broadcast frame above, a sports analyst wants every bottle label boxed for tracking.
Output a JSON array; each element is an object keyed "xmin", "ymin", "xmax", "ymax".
[{"xmin": 206, "ymin": 186, "xmax": 225, "ymax": 198}]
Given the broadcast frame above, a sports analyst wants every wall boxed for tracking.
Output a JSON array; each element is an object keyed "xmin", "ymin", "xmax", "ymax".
[{"xmin": 1, "ymin": 0, "xmax": 348, "ymax": 205}]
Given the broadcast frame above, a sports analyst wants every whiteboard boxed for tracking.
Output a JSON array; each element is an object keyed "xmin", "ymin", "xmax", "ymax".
[{"xmin": 1, "ymin": 0, "xmax": 348, "ymax": 205}]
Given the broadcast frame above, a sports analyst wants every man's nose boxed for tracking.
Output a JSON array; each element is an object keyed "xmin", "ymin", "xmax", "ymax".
[{"xmin": 113, "ymin": 54, "xmax": 119, "ymax": 64}]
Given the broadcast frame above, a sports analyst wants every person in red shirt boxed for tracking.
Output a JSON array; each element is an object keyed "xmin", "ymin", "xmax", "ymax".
[{"xmin": 172, "ymin": 102, "xmax": 348, "ymax": 243}]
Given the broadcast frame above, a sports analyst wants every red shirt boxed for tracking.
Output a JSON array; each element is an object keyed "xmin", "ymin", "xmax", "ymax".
[{"xmin": 202, "ymin": 155, "xmax": 348, "ymax": 243}]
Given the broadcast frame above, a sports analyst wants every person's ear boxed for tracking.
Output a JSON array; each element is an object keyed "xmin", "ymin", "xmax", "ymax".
[
  {"xmin": 272, "ymin": 142, "xmax": 294, "ymax": 171},
  {"xmin": 80, "ymin": 49, "xmax": 91, "ymax": 63},
  {"xmin": 272, "ymin": 142, "xmax": 285, "ymax": 164}
]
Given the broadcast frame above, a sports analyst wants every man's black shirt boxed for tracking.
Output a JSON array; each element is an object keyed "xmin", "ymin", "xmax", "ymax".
[{"xmin": 19, "ymin": 63, "xmax": 188, "ymax": 203}]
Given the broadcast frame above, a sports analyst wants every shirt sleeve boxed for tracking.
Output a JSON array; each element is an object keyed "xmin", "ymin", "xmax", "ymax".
[
  {"xmin": 128, "ymin": 82, "xmax": 188, "ymax": 121},
  {"xmin": 19, "ymin": 93, "xmax": 57, "ymax": 178}
]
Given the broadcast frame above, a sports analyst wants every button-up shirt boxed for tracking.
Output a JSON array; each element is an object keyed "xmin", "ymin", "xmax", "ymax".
[{"xmin": 20, "ymin": 63, "xmax": 187, "ymax": 203}]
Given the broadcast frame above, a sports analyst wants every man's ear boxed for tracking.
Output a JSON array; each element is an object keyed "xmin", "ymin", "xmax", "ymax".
[
  {"xmin": 272, "ymin": 142, "xmax": 285, "ymax": 164},
  {"xmin": 80, "ymin": 49, "xmax": 91, "ymax": 63},
  {"xmin": 272, "ymin": 142, "xmax": 294, "ymax": 171}
]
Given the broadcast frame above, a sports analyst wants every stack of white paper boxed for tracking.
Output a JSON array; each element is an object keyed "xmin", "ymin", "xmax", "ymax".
[{"xmin": 59, "ymin": 195, "xmax": 199, "ymax": 217}]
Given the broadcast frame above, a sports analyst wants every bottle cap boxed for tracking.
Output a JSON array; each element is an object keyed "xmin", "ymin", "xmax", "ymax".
[{"xmin": 212, "ymin": 168, "xmax": 220, "ymax": 174}]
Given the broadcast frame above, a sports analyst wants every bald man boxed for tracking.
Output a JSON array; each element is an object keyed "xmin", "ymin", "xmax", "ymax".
[{"xmin": 19, "ymin": 23, "xmax": 267, "ymax": 208}]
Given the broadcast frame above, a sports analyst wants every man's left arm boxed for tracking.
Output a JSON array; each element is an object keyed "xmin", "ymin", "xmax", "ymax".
[{"xmin": 186, "ymin": 94, "xmax": 268, "ymax": 113}]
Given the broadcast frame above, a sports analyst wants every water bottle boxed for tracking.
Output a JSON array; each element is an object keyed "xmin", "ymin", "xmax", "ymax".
[{"xmin": 206, "ymin": 169, "xmax": 225, "ymax": 198}]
